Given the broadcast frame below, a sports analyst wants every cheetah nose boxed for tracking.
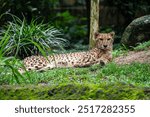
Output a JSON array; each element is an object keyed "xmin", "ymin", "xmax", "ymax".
[{"xmin": 103, "ymin": 45, "xmax": 107, "ymax": 48}]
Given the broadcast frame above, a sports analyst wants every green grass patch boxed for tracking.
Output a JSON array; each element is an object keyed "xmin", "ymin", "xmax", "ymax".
[
  {"xmin": 134, "ymin": 40, "xmax": 150, "ymax": 51},
  {"xmin": 113, "ymin": 40, "xmax": 150, "ymax": 57},
  {"xmin": 1, "ymin": 61, "xmax": 150, "ymax": 87}
]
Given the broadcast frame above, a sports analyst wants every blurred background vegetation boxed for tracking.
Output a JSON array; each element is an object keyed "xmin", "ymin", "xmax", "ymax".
[{"xmin": 0, "ymin": 0, "xmax": 150, "ymax": 49}]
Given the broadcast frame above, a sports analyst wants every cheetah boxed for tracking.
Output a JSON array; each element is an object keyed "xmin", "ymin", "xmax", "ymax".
[{"xmin": 19, "ymin": 32, "xmax": 115, "ymax": 73}]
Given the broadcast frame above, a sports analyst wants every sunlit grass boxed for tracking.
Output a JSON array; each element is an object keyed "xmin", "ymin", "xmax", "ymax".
[{"xmin": 1, "ymin": 60, "xmax": 150, "ymax": 87}]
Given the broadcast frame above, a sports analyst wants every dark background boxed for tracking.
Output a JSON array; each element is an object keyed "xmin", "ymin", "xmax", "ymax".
[{"xmin": 0, "ymin": 0, "xmax": 150, "ymax": 47}]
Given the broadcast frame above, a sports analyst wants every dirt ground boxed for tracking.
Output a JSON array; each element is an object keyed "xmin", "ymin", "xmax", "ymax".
[{"xmin": 114, "ymin": 47, "xmax": 150, "ymax": 64}]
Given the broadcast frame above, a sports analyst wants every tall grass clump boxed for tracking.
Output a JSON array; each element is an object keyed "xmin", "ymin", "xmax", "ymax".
[
  {"xmin": 0, "ymin": 26, "xmax": 28, "ymax": 84},
  {"xmin": 0, "ymin": 13, "xmax": 67, "ymax": 59}
]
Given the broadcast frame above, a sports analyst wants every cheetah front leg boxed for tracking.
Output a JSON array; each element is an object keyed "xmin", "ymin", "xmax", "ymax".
[
  {"xmin": 97, "ymin": 57, "xmax": 112, "ymax": 66},
  {"xmin": 36, "ymin": 63, "xmax": 56, "ymax": 72},
  {"xmin": 36, "ymin": 67, "xmax": 49, "ymax": 72},
  {"xmin": 99, "ymin": 59, "xmax": 108, "ymax": 66},
  {"xmin": 74, "ymin": 62, "xmax": 90, "ymax": 68}
]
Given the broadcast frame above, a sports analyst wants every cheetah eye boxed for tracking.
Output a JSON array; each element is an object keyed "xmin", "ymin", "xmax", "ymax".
[
  {"xmin": 107, "ymin": 38, "xmax": 111, "ymax": 41},
  {"xmin": 99, "ymin": 38, "xmax": 103, "ymax": 41}
]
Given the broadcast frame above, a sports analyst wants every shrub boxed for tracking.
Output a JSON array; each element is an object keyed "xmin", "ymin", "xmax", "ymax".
[{"xmin": 0, "ymin": 14, "xmax": 67, "ymax": 59}]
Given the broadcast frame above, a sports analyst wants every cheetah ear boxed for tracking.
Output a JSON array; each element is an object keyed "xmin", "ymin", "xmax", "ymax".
[
  {"xmin": 109, "ymin": 31, "xmax": 115, "ymax": 38},
  {"xmin": 94, "ymin": 32, "xmax": 99, "ymax": 40}
]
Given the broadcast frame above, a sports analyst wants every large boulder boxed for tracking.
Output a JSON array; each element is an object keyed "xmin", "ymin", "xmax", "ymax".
[{"xmin": 121, "ymin": 15, "xmax": 150, "ymax": 47}]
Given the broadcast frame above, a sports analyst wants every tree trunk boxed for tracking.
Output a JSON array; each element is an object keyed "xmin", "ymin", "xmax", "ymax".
[{"xmin": 89, "ymin": 0, "xmax": 100, "ymax": 49}]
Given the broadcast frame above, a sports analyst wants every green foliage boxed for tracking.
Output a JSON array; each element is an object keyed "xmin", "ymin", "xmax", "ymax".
[
  {"xmin": 51, "ymin": 11, "xmax": 88, "ymax": 44},
  {"xmin": 0, "ymin": 15, "xmax": 67, "ymax": 84},
  {"xmin": 0, "ymin": 57, "xmax": 29, "ymax": 84},
  {"xmin": 1, "ymin": 60, "xmax": 150, "ymax": 87},
  {"xmin": 0, "ymin": 26, "xmax": 27, "ymax": 84},
  {"xmin": 0, "ymin": 1, "xmax": 88, "ymax": 46},
  {"xmin": 112, "ymin": 39, "xmax": 150, "ymax": 57},
  {"xmin": 0, "ymin": 13, "xmax": 67, "ymax": 59},
  {"xmin": 100, "ymin": 63, "xmax": 150, "ymax": 87},
  {"xmin": 0, "ymin": 0, "xmax": 60, "ymax": 23},
  {"xmin": 114, "ymin": 40, "xmax": 150, "ymax": 55},
  {"xmin": 0, "ymin": 83, "xmax": 148, "ymax": 100},
  {"xmin": 133, "ymin": 40, "xmax": 150, "ymax": 51},
  {"xmin": 112, "ymin": 44, "xmax": 129, "ymax": 57}
]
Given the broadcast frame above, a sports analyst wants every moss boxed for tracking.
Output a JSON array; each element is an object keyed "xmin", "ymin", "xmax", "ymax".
[{"xmin": 0, "ymin": 82, "xmax": 149, "ymax": 100}]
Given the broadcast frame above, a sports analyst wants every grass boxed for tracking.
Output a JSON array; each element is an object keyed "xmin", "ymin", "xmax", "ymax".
[
  {"xmin": 0, "ymin": 39, "xmax": 150, "ymax": 87},
  {"xmin": 1, "ymin": 61, "xmax": 150, "ymax": 87},
  {"xmin": 133, "ymin": 40, "xmax": 150, "ymax": 51},
  {"xmin": 1, "ymin": 61, "xmax": 150, "ymax": 99},
  {"xmin": 0, "ymin": 47, "xmax": 150, "ymax": 99},
  {"xmin": 112, "ymin": 40, "xmax": 150, "ymax": 57}
]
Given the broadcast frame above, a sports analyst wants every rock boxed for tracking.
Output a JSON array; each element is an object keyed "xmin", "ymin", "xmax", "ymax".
[{"xmin": 121, "ymin": 15, "xmax": 150, "ymax": 47}]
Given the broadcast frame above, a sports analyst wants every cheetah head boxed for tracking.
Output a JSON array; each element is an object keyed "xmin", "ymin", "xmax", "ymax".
[{"xmin": 94, "ymin": 32, "xmax": 115, "ymax": 50}]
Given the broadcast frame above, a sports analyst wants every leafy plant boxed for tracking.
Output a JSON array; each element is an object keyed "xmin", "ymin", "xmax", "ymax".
[
  {"xmin": 0, "ymin": 26, "xmax": 28, "ymax": 84},
  {"xmin": 0, "ymin": 13, "xmax": 67, "ymax": 59},
  {"xmin": 51, "ymin": 11, "xmax": 88, "ymax": 45},
  {"xmin": 0, "ymin": 0, "xmax": 60, "ymax": 26}
]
